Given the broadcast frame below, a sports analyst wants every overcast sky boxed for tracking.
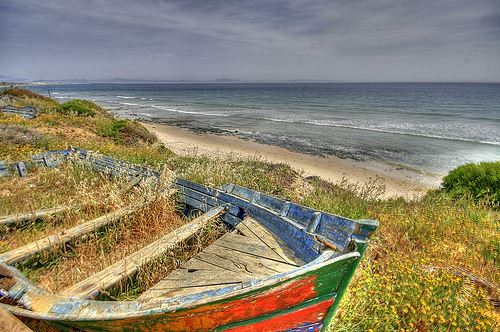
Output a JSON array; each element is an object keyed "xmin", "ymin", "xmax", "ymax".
[{"xmin": 1, "ymin": 0, "xmax": 499, "ymax": 82}]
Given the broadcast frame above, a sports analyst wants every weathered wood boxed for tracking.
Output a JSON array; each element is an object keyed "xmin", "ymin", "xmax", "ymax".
[
  {"xmin": 0, "ymin": 105, "xmax": 38, "ymax": 119},
  {"xmin": 0, "ymin": 161, "xmax": 11, "ymax": 177},
  {"xmin": 0, "ymin": 307, "xmax": 32, "ymax": 332},
  {"xmin": 118, "ymin": 175, "xmax": 143, "ymax": 195},
  {"xmin": 0, "ymin": 205, "xmax": 76, "ymax": 226},
  {"xmin": 214, "ymin": 232, "xmax": 297, "ymax": 265},
  {"xmin": 176, "ymin": 178, "xmax": 321, "ymax": 263},
  {"xmin": 198, "ymin": 239, "xmax": 293, "ymax": 277},
  {"xmin": 16, "ymin": 162, "xmax": 27, "ymax": 177},
  {"xmin": 137, "ymin": 268, "xmax": 247, "ymax": 301},
  {"xmin": 62, "ymin": 205, "xmax": 227, "ymax": 299},
  {"xmin": 70, "ymin": 148, "xmax": 161, "ymax": 179},
  {"xmin": 138, "ymin": 227, "xmax": 298, "ymax": 302},
  {"xmin": 0, "ymin": 202, "xmax": 149, "ymax": 265},
  {"xmin": 236, "ymin": 218, "xmax": 302, "ymax": 265}
]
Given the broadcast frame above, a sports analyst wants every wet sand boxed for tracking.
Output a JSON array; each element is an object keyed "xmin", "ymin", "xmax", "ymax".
[{"xmin": 143, "ymin": 122, "xmax": 441, "ymax": 199}]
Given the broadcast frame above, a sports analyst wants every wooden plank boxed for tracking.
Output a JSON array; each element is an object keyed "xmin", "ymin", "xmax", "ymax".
[
  {"xmin": 118, "ymin": 175, "xmax": 143, "ymax": 195},
  {"xmin": 175, "ymin": 178, "xmax": 320, "ymax": 262},
  {"xmin": 137, "ymin": 268, "xmax": 247, "ymax": 301},
  {"xmin": 214, "ymin": 232, "xmax": 297, "ymax": 266},
  {"xmin": 196, "ymin": 237, "xmax": 294, "ymax": 278},
  {"xmin": 16, "ymin": 162, "xmax": 27, "ymax": 177},
  {"xmin": 0, "ymin": 205, "xmax": 77, "ymax": 226},
  {"xmin": 0, "ymin": 202, "xmax": 149, "ymax": 265},
  {"xmin": 138, "ymin": 228, "xmax": 299, "ymax": 302},
  {"xmin": 236, "ymin": 218, "xmax": 303, "ymax": 265},
  {"xmin": 0, "ymin": 307, "xmax": 32, "ymax": 332},
  {"xmin": 62, "ymin": 205, "xmax": 226, "ymax": 299}
]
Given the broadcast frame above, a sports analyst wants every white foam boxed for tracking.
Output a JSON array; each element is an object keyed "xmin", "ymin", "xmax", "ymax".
[
  {"xmin": 150, "ymin": 104, "xmax": 227, "ymax": 117},
  {"xmin": 116, "ymin": 95, "xmax": 135, "ymax": 99},
  {"xmin": 259, "ymin": 117, "xmax": 500, "ymax": 146},
  {"xmin": 120, "ymin": 102, "xmax": 139, "ymax": 106}
]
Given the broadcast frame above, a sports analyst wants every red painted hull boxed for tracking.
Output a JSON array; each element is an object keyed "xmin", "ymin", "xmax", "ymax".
[
  {"xmin": 69, "ymin": 276, "xmax": 327, "ymax": 331},
  {"xmin": 223, "ymin": 298, "xmax": 333, "ymax": 332}
]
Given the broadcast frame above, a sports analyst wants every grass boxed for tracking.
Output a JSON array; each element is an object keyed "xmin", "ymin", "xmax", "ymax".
[
  {"xmin": 21, "ymin": 197, "xmax": 187, "ymax": 293},
  {"xmin": 442, "ymin": 161, "xmax": 500, "ymax": 205},
  {"xmin": 0, "ymin": 165, "xmax": 121, "ymax": 251},
  {"xmin": 56, "ymin": 99, "xmax": 105, "ymax": 117},
  {"xmin": 0, "ymin": 88, "xmax": 498, "ymax": 331},
  {"xmin": 96, "ymin": 117, "xmax": 158, "ymax": 145}
]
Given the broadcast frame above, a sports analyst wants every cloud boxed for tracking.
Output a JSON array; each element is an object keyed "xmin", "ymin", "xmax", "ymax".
[{"xmin": 0, "ymin": 0, "xmax": 499, "ymax": 81}]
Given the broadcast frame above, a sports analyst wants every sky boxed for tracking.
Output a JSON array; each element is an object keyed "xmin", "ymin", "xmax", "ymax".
[{"xmin": 1, "ymin": 0, "xmax": 499, "ymax": 82}]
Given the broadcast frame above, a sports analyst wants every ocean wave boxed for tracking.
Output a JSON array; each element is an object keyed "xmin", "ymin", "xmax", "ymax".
[
  {"xmin": 150, "ymin": 104, "xmax": 227, "ymax": 117},
  {"xmin": 259, "ymin": 117, "xmax": 500, "ymax": 146},
  {"xmin": 116, "ymin": 95, "xmax": 135, "ymax": 99},
  {"xmin": 120, "ymin": 102, "xmax": 139, "ymax": 106}
]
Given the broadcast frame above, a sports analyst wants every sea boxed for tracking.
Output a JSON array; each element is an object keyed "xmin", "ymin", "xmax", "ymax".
[{"xmin": 28, "ymin": 83, "xmax": 500, "ymax": 176}]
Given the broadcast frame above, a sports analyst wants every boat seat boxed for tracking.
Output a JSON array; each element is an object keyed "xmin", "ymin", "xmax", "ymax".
[{"xmin": 137, "ymin": 217, "xmax": 302, "ymax": 302}]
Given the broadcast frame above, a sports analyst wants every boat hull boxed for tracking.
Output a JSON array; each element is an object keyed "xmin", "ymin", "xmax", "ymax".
[{"xmin": 9, "ymin": 254, "xmax": 357, "ymax": 331}]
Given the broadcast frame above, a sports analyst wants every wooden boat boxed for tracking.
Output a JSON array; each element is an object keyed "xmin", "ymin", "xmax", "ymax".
[{"xmin": 0, "ymin": 149, "xmax": 378, "ymax": 331}]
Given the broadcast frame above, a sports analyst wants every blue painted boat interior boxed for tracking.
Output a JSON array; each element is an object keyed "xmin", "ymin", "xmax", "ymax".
[{"xmin": 175, "ymin": 178, "xmax": 369, "ymax": 263}]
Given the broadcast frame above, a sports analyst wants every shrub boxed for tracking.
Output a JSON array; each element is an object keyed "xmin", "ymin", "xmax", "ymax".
[
  {"xmin": 96, "ymin": 118, "xmax": 125, "ymax": 136},
  {"xmin": 56, "ymin": 99, "xmax": 104, "ymax": 117},
  {"xmin": 441, "ymin": 161, "xmax": 500, "ymax": 204},
  {"xmin": 118, "ymin": 120, "xmax": 157, "ymax": 144},
  {"xmin": 96, "ymin": 118, "xmax": 157, "ymax": 145}
]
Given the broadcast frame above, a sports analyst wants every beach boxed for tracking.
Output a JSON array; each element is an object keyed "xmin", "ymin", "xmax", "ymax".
[
  {"xmin": 29, "ymin": 83, "xmax": 500, "ymax": 178},
  {"xmin": 143, "ymin": 122, "xmax": 441, "ymax": 198}
]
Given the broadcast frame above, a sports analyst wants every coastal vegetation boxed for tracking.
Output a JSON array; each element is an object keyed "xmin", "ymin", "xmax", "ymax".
[
  {"xmin": 55, "ymin": 99, "xmax": 104, "ymax": 117},
  {"xmin": 442, "ymin": 161, "xmax": 500, "ymax": 205},
  {"xmin": 0, "ymin": 89, "xmax": 498, "ymax": 331}
]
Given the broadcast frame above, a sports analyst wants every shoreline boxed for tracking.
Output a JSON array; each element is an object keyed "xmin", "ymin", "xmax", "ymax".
[{"xmin": 142, "ymin": 122, "xmax": 441, "ymax": 199}]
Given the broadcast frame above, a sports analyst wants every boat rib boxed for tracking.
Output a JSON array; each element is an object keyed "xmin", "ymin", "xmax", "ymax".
[
  {"xmin": 0, "ymin": 205, "xmax": 77, "ymax": 226},
  {"xmin": 62, "ymin": 205, "xmax": 227, "ymax": 299},
  {"xmin": 0, "ymin": 201, "xmax": 151, "ymax": 265}
]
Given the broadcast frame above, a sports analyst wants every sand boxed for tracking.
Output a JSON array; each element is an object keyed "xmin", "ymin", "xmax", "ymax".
[{"xmin": 143, "ymin": 122, "xmax": 441, "ymax": 199}]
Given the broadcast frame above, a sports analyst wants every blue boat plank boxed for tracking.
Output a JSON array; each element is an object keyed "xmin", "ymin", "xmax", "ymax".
[
  {"xmin": 285, "ymin": 203, "xmax": 316, "ymax": 228},
  {"xmin": 255, "ymin": 193, "xmax": 285, "ymax": 213}
]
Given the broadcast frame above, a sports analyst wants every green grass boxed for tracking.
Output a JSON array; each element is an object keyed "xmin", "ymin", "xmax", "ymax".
[
  {"xmin": 96, "ymin": 117, "xmax": 158, "ymax": 144},
  {"xmin": 442, "ymin": 161, "xmax": 500, "ymax": 205},
  {"xmin": 0, "ymin": 88, "xmax": 498, "ymax": 331},
  {"xmin": 56, "ymin": 99, "xmax": 103, "ymax": 116}
]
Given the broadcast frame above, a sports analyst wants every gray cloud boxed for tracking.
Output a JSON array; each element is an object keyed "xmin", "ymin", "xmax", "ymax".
[{"xmin": 1, "ymin": 0, "xmax": 499, "ymax": 81}]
